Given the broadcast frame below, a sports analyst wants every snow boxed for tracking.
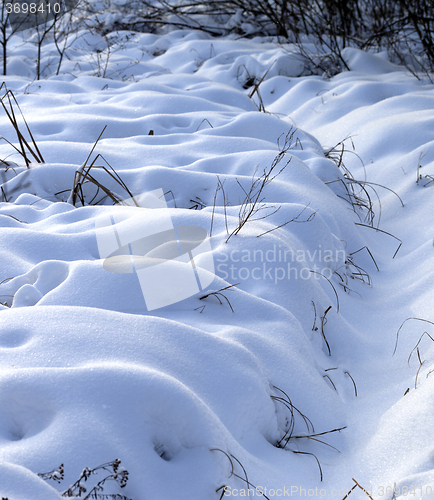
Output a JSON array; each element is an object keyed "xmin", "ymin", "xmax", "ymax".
[{"xmin": 0, "ymin": 22, "xmax": 434, "ymax": 500}]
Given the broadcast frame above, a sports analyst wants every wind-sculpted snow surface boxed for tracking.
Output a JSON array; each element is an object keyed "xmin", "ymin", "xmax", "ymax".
[{"xmin": 0, "ymin": 29, "xmax": 434, "ymax": 499}]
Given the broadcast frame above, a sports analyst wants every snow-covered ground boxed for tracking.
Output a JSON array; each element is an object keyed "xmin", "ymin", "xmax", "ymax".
[{"xmin": 1, "ymin": 24, "xmax": 434, "ymax": 500}]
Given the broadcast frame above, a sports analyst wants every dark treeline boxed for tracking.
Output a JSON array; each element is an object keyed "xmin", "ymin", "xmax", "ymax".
[{"xmin": 1, "ymin": 0, "xmax": 434, "ymax": 77}]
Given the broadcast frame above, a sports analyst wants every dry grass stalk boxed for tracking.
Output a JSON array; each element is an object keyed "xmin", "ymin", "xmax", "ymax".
[
  {"xmin": 0, "ymin": 84, "xmax": 44, "ymax": 167},
  {"xmin": 199, "ymin": 283, "xmax": 239, "ymax": 312},
  {"xmin": 226, "ymin": 129, "xmax": 296, "ymax": 243},
  {"xmin": 211, "ymin": 448, "xmax": 271, "ymax": 500},
  {"xmin": 69, "ymin": 126, "xmax": 134, "ymax": 207}
]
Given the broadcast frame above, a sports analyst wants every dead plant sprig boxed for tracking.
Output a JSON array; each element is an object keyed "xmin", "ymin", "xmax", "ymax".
[
  {"xmin": 326, "ymin": 177, "xmax": 373, "ymax": 225},
  {"xmin": 399, "ymin": 329, "xmax": 434, "ymax": 390},
  {"xmin": 344, "ymin": 255, "xmax": 372, "ymax": 286},
  {"xmin": 341, "ymin": 483, "xmax": 358, "ymax": 500},
  {"xmin": 0, "ymin": 168, "xmax": 31, "ymax": 202},
  {"xmin": 393, "ymin": 317, "xmax": 434, "ymax": 355},
  {"xmin": 211, "ymin": 448, "xmax": 271, "ymax": 500},
  {"xmin": 394, "ymin": 318, "xmax": 434, "ymax": 390},
  {"xmin": 341, "ymin": 479, "xmax": 374, "ymax": 500},
  {"xmin": 424, "ymin": 174, "xmax": 434, "ymax": 186},
  {"xmin": 349, "ymin": 246, "xmax": 379, "ymax": 272},
  {"xmin": 189, "ymin": 197, "xmax": 206, "ymax": 210},
  {"xmin": 292, "ymin": 450, "xmax": 324, "ymax": 481},
  {"xmin": 334, "ymin": 273, "xmax": 362, "ymax": 297},
  {"xmin": 311, "ymin": 300, "xmax": 318, "ymax": 332},
  {"xmin": 322, "ymin": 137, "xmax": 393, "ymax": 227},
  {"xmin": 248, "ymin": 60, "xmax": 276, "ymax": 112},
  {"xmin": 69, "ymin": 126, "xmax": 135, "ymax": 207},
  {"xmin": 226, "ymin": 129, "xmax": 296, "ymax": 243},
  {"xmin": 309, "ymin": 270, "xmax": 340, "ymax": 313},
  {"xmin": 216, "ymin": 485, "xmax": 229, "ymax": 500},
  {"xmin": 344, "ymin": 371, "xmax": 358, "ymax": 397},
  {"xmin": 1, "ymin": 185, "xmax": 9, "ymax": 202},
  {"xmin": 195, "ymin": 118, "xmax": 213, "ymax": 131},
  {"xmin": 164, "ymin": 189, "xmax": 177, "ymax": 208},
  {"xmin": 407, "ymin": 331, "xmax": 434, "ymax": 365},
  {"xmin": 334, "ymin": 245, "xmax": 378, "ymax": 295},
  {"xmin": 256, "ymin": 203, "xmax": 316, "ymax": 237},
  {"xmin": 414, "ymin": 347, "xmax": 426, "ymax": 389},
  {"xmin": 0, "ymin": 294, "xmax": 13, "ymax": 307},
  {"xmin": 324, "ymin": 136, "xmax": 364, "ymax": 176},
  {"xmin": 37, "ymin": 464, "xmax": 64, "ymax": 483},
  {"xmin": 199, "ymin": 283, "xmax": 239, "ymax": 312},
  {"xmin": 327, "ymin": 162, "xmax": 403, "ymax": 230},
  {"xmin": 38, "ymin": 460, "xmax": 130, "ymax": 499},
  {"xmin": 289, "ymin": 426, "xmax": 346, "ymax": 451},
  {"xmin": 323, "ymin": 374, "xmax": 337, "ymax": 391},
  {"xmin": 210, "ymin": 176, "xmax": 229, "ymax": 237},
  {"xmin": 0, "ymin": 213, "xmax": 27, "ymax": 223},
  {"xmin": 333, "ymin": 176, "xmax": 378, "ymax": 227},
  {"xmin": 320, "ymin": 305, "xmax": 332, "ymax": 356},
  {"xmin": 345, "ymin": 178, "xmax": 404, "ymax": 229},
  {"xmin": 61, "ymin": 459, "xmax": 129, "ymax": 499},
  {"xmin": 354, "ymin": 223, "xmax": 402, "ymax": 259},
  {"xmin": 416, "ymin": 151, "xmax": 427, "ymax": 184},
  {"xmin": 0, "ymin": 86, "xmax": 44, "ymax": 167},
  {"xmin": 271, "ymin": 385, "xmax": 314, "ymax": 449},
  {"xmin": 349, "ymin": 180, "xmax": 404, "ymax": 209}
]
